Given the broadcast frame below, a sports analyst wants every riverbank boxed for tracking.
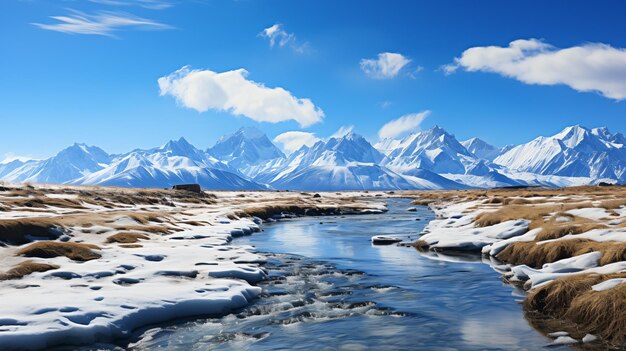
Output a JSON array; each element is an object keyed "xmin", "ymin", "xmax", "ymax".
[
  {"xmin": 0, "ymin": 184, "xmax": 386, "ymax": 350},
  {"xmin": 408, "ymin": 186, "xmax": 626, "ymax": 348},
  {"xmin": 128, "ymin": 198, "xmax": 556, "ymax": 350}
]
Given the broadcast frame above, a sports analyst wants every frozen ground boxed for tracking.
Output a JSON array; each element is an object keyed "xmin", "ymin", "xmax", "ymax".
[{"xmin": 0, "ymin": 184, "xmax": 385, "ymax": 350}]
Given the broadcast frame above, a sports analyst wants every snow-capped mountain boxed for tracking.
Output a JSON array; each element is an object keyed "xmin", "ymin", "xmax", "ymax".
[
  {"xmin": 257, "ymin": 132, "xmax": 466, "ymax": 190},
  {"xmin": 208, "ymin": 127, "xmax": 285, "ymax": 176},
  {"xmin": 380, "ymin": 126, "xmax": 476, "ymax": 174},
  {"xmin": 461, "ymin": 137, "xmax": 506, "ymax": 161},
  {"xmin": 494, "ymin": 125, "xmax": 626, "ymax": 181},
  {"xmin": 1, "ymin": 124, "xmax": 624, "ymax": 191},
  {"xmin": 73, "ymin": 138, "xmax": 264, "ymax": 190},
  {"xmin": 1, "ymin": 143, "xmax": 110, "ymax": 184}
]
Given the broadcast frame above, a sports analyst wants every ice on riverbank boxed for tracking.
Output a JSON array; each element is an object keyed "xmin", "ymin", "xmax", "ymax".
[
  {"xmin": 409, "ymin": 187, "xmax": 626, "ymax": 346},
  {"xmin": 0, "ymin": 185, "xmax": 385, "ymax": 350}
]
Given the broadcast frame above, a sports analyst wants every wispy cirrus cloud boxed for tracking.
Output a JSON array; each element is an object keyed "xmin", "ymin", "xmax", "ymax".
[
  {"xmin": 378, "ymin": 111, "xmax": 430, "ymax": 139},
  {"xmin": 443, "ymin": 39, "xmax": 626, "ymax": 100},
  {"xmin": 259, "ymin": 23, "xmax": 310, "ymax": 54},
  {"xmin": 360, "ymin": 52, "xmax": 412, "ymax": 79},
  {"xmin": 32, "ymin": 10, "xmax": 172, "ymax": 37},
  {"xmin": 89, "ymin": 0, "xmax": 173, "ymax": 10},
  {"xmin": 158, "ymin": 66, "xmax": 324, "ymax": 127}
]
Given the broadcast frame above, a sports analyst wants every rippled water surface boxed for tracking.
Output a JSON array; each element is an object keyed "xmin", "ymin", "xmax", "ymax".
[{"xmin": 129, "ymin": 198, "xmax": 565, "ymax": 350}]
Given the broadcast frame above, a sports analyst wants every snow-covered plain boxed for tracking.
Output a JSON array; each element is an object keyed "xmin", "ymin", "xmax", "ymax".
[{"xmin": 0, "ymin": 185, "xmax": 385, "ymax": 350}]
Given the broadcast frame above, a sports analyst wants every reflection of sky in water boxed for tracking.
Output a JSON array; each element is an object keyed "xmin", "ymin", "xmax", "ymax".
[
  {"xmin": 237, "ymin": 198, "xmax": 566, "ymax": 350},
  {"xmin": 462, "ymin": 312, "xmax": 537, "ymax": 349},
  {"xmin": 130, "ymin": 198, "xmax": 568, "ymax": 351}
]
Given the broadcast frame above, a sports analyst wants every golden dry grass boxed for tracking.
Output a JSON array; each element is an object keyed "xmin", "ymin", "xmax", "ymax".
[
  {"xmin": 474, "ymin": 202, "xmax": 594, "ymax": 228},
  {"xmin": 412, "ymin": 240, "xmax": 429, "ymax": 251},
  {"xmin": 106, "ymin": 232, "xmax": 150, "ymax": 244},
  {"xmin": 112, "ymin": 225, "xmax": 172, "ymax": 234},
  {"xmin": 0, "ymin": 218, "xmax": 64, "ymax": 245},
  {"xmin": 0, "ymin": 260, "xmax": 59, "ymax": 280},
  {"xmin": 119, "ymin": 244, "xmax": 143, "ymax": 248},
  {"xmin": 16, "ymin": 241, "xmax": 101, "ymax": 261},
  {"xmin": 525, "ymin": 272, "xmax": 626, "ymax": 345},
  {"xmin": 496, "ymin": 239, "xmax": 626, "ymax": 268},
  {"xmin": 534, "ymin": 215, "xmax": 608, "ymax": 241}
]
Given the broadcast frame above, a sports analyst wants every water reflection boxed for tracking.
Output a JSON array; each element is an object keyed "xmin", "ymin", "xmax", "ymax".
[{"xmin": 127, "ymin": 198, "xmax": 569, "ymax": 351}]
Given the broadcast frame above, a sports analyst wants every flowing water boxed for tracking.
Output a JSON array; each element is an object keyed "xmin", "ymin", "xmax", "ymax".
[{"xmin": 128, "ymin": 198, "xmax": 567, "ymax": 350}]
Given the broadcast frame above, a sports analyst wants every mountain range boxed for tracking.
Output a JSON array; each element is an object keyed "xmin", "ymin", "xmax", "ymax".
[{"xmin": 1, "ymin": 125, "xmax": 622, "ymax": 190}]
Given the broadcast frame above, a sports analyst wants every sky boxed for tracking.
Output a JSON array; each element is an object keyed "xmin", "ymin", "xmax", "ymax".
[{"xmin": 2, "ymin": 0, "xmax": 626, "ymax": 160}]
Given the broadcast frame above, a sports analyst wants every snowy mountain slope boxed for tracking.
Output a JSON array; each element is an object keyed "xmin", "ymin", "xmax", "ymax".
[
  {"xmin": 73, "ymin": 138, "xmax": 264, "ymax": 190},
  {"xmin": 260, "ymin": 132, "xmax": 466, "ymax": 190},
  {"xmin": 461, "ymin": 137, "xmax": 506, "ymax": 161},
  {"xmin": 380, "ymin": 126, "xmax": 476, "ymax": 174},
  {"xmin": 2, "ymin": 125, "xmax": 624, "ymax": 190},
  {"xmin": 0, "ymin": 159, "xmax": 29, "ymax": 179},
  {"xmin": 2, "ymin": 143, "xmax": 110, "ymax": 184},
  {"xmin": 494, "ymin": 125, "xmax": 626, "ymax": 181},
  {"xmin": 208, "ymin": 127, "xmax": 285, "ymax": 176}
]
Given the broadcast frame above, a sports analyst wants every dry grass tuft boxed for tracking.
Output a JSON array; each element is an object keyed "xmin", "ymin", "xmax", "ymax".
[
  {"xmin": 474, "ymin": 202, "xmax": 593, "ymax": 228},
  {"xmin": 597, "ymin": 198, "xmax": 626, "ymax": 210},
  {"xmin": 113, "ymin": 225, "xmax": 172, "ymax": 234},
  {"xmin": 412, "ymin": 240, "xmax": 429, "ymax": 251},
  {"xmin": 496, "ymin": 239, "xmax": 626, "ymax": 268},
  {"xmin": 16, "ymin": 241, "xmax": 101, "ymax": 261},
  {"xmin": 534, "ymin": 217, "xmax": 607, "ymax": 241},
  {"xmin": 0, "ymin": 260, "xmax": 59, "ymax": 280},
  {"xmin": 106, "ymin": 232, "xmax": 149, "ymax": 244},
  {"xmin": 525, "ymin": 272, "xmax": 626, "ymax": 344},
  {"xmin": 0, "ymin": 218, "xmax": 64, "ymax": 245},
  {"xmin": 127, "ymin": 213, "xmax": 165, "ymax": 225}
]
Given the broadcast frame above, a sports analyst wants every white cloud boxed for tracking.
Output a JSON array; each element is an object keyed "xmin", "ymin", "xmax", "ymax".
[
  {"xmin": 1, "ymin": 153, "xmax": 34, "ymax": 164},
  {"xmin": 259, "ymin": 24, "xmax": 310, "ymax": 53},
  {"xmin": 32, "ymin": 10, "xmax": 171, "ymax": 36},
  {"xmin": 89, "ymin": 0, "xmax": 173, "ymax": 10},
  {"xmin": 378, "ymin": 111, "xmax": 430, "ymax": 139},
  {"xmin": 444, "ymin": 39, "xmax": 626, "ymax": 100},
  {"xmin": 330, "ymin": 125, "xmax": 354, "ymax": 138},
  {"xmin": 158, "ymin": 66, "xmax": 324, "ymax": 127},
  {"xmin": 273, "ymin": 131, "xmax": 320, "ymax": 154},
  {"xmin": 360, "ymin": 52, "xmax": 411, "ymax": 79},
  {"xmin": 379, "ymin": 100, "xmax": 393, "ymax": 109}
]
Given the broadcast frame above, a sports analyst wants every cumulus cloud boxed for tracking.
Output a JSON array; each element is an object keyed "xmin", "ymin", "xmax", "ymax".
[
  {"xmin": 259, "ymin": 24, "xmax": 309, "ymax": 53},
  {"xmin": 32, "ymin": 10, "xmax": 171, "ymax": 36},
  {"xmin": 378, "ymin": 111, "xmax": 430, "ymax": 139},
  {"xmin": 360, "ymin": 52, "xmax": 411, "ymax": 79},
  {"xmin": 444, "ymin": 39, "xmax": 626, "ymax": 100},
  {"xmin": 273, "ymin": 131, "xmax": 321, "ymax": 154},
  {"xmin": 273, "ymin": 125, "xmax": 358, "ymax": 154},
  {"xmin": 158, "ymin": 66, "xmax": 324, "ymax": 127}
]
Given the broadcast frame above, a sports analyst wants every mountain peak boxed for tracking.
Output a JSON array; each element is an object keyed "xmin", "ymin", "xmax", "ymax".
[
  {"xmin": 161, "ymin": 137, "xmax": 197, "ymax": 153},
  {"xmin": 209, "ymin": 127, "xmax": 285, "ymax": 171},
  {"xmin": 235, "ymin": 126, "xmax": 265, "ymax": 139}
]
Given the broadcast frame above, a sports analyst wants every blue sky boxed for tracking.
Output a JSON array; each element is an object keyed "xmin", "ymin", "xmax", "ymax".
[{"xmin": 2, "ymin": 0, "xmax": 626, "ymax": 159}]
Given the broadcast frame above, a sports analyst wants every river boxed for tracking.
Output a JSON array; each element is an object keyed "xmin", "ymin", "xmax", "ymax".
[{"xmin": 127, "ymin": 198, "xmax": 566, "ymax": 350}]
